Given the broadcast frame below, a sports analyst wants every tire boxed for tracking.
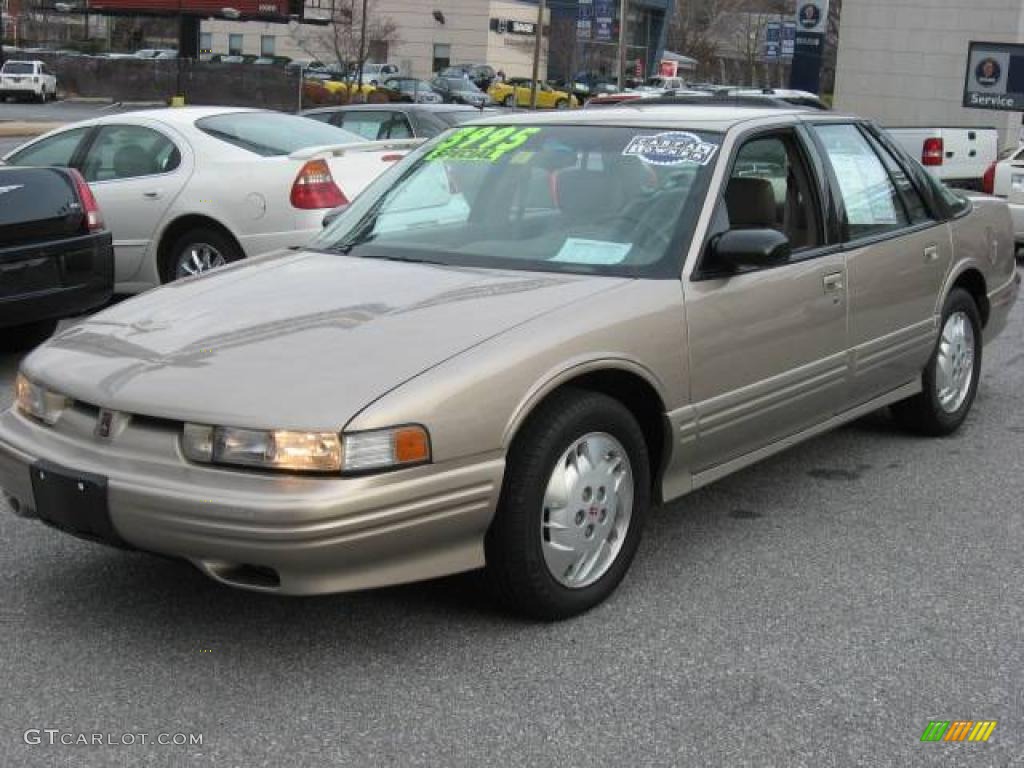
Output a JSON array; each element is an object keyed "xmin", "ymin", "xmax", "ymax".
[
  {"xmin": 504, "ymin": 94, "xmax": 516, "ymax": 108},
  {"xmin": 163, "ymin": 226, "xmax": 243, "ymax": 283},
  {"xmin": 555, "ymin": 99, "xmax": 568, "ymax": 110},
  {"xmin": 892, "ymin": 288, "xmax": 982, "ymax": 436},
  {"xmin": 0, "ymin": 319, "xmax": 59, "ymax": 353},
  {"xmin": 485, "ymin": 388, "xmax": 650, "ymax": 620}
]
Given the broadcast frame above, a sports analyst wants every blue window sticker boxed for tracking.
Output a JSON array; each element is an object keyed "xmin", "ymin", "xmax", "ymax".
[
  {"xmin": 552, "ymin": 238, "xmax": 633, "ymax": 265},
  {"xmin": 622, "ymin": 132, "xmax": 719, "ymax": 166}
]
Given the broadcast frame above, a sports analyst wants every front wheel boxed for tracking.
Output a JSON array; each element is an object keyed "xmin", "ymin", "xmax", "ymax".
[
  {"xmin": 555, "ymin": 99, "xmax": 568, "ymax": 110},
  {"xmin": 504, "ymin": 94, "xmax": 516, "ymax": 108},
  {"xmin": 892, "ymin": 288, "xmax": 982, "ymax": 435},
  {"xmin": 485, "ymin": 389, "xmax": 650, "ymax": 620}
]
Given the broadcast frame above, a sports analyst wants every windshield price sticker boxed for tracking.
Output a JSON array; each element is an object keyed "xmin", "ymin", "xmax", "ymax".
[
  {"xmin": 622, "ymin": 132, "xmax": 719, "ymax": 166},
  {"xmin": 427, "ymin": 126, "xmax": 542, "ymax": 163}
]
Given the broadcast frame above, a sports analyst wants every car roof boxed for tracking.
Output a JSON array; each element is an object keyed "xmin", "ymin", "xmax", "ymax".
[
  {"xmin": 471, "ymin": 103, "xmax": 810, "ymax": 131},
  {"xmin": 305, "ymin": 104, "xmax": 490, "ymax": 114}
]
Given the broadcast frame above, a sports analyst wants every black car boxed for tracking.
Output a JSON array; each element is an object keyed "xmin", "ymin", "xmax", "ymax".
[
  {"xmin": 0, "ymin": 167, "xmax": 113, "ymax": 351},
  {"xmin": 303, "ymin": 103, "xmax": 498, "ymax": 140},
  {"xmin": 429, "ymin": 77, "xmax": 493, "ymax": 107}
]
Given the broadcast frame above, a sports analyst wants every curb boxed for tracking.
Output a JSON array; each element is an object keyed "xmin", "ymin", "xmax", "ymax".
[{"xmin": 0, "ymin": 122, "xmax": 62, "ymax": 138}]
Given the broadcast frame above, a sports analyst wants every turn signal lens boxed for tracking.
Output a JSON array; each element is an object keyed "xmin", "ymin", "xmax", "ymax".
[{"xmin": 341, "ymin": 425, "xmax": 431, "ymax": 473}]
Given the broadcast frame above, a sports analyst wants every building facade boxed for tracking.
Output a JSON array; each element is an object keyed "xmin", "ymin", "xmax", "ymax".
[
  {"xmin": 834, "ymin": 0, "xmax": 1024, "ymax": 147},
  {"xmin": 200, "ymin": 0, "xmax": 670, "ymax": 81}
]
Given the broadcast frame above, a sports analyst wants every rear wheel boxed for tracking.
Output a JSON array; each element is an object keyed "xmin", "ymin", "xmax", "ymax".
[
  {"xmin": 0, "ymin": 319, "xmax": 59, "ymax": 353},
  {"xmin": 555, "ymin": 99, "xmax": 569, "ymax": 110},
  {"xmin": 504, "ymin": 94, "xmax": 516, "ymax": 108},
  {"xmin": 485, "ymin": 389, "xmax": 650, "ymax": 620},
  {"xmin": 892, "ymin": 288, "xmax": 982, "ymax": 436},
  {"xmin": 164, "ymin": 227, "xmax": 242, "ymax": 283}
]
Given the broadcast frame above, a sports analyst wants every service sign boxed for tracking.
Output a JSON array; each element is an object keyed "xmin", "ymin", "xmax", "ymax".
[
  {"xmin": 963, "ymin": 41, "xmax": 1024, "ymax": 111},
  {"xmin": 796, "ymin": 0, "xmax": 829, "ymax": 35}
]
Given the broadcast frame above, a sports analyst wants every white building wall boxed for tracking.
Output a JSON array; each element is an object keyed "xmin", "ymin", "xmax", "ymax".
[
  {"xmin": 486, "ymin": 1, "xmax": 550, "ymax": 79},
  {"xmin": 834, "ymin": 0, "xmax": 1024, "ymax": 148},
  {"xmin": 200, "ymin": 0, "xmax": 551, "ymax": 79}
]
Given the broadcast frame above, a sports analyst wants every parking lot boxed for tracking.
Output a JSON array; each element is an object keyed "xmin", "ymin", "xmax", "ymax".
[{"xmin": 0, "ymin": 280, "xmax": 1020, "ymax": 766}]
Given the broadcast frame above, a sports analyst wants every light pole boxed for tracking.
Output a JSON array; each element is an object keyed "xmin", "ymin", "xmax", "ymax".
[
  {"xmin": 356, "ymin": 0, "xmax": 367, "ymax": 89},
  {"xmin": 616, "ymin": 0, "xmax": 627, "ymax": 90},
  {"xmin": 529, "ymin": 0, "xmax": 546, "ymax": 109}
]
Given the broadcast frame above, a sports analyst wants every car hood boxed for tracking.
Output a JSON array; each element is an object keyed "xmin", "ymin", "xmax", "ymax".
[{"xmin": 23, "ymin": 251, "xmax": 627, "ymax": 430}]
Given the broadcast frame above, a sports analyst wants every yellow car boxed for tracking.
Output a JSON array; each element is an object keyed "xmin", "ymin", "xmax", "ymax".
[
  {"xmin": 322, "ymin": 79, "xmax": 377, "ymax": 98},
  {"xmin": 488, "ymin": 78, "xmax": 577, "ymax": 109}
]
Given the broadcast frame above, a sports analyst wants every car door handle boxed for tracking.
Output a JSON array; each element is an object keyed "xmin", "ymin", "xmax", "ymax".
[
  {"xmin": 823, "ymin": 272, "xmax": 844, "ymax": 292},
  {"xmin": 924, "ymin": 245, "xmax": 939, "ymax": 263},
  {"xmin": 143, "ymin": 190, "xmax": 163, "ymax": 200}
]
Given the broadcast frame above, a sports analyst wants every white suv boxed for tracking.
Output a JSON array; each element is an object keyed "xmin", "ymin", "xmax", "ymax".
[{"xmin": 0, "ymin": 60, "xmax": 58, "ymax": 102}]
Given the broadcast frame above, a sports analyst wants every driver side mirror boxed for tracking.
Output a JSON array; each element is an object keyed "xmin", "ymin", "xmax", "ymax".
[{"xmin": 706, "ymin": 229, "xmax": 791, "ymax": 274}]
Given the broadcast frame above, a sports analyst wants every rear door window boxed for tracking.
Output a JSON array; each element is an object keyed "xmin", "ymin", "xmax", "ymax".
[
  {"xmin": 80, "ymin": 125, "xmax": 181, "ymax": 182},
  {"xmin": 861, "ymin": 129, "xmax": 931, "ymax": 225},
  {"xmin": 813, "ymin": 124, "xmax": 910, "ymax": 241}
]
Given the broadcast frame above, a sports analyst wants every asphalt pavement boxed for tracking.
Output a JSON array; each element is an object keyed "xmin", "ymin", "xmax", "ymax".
[
  {"xmin": 0, "ymin": 99, "xmax": 150, "ymax": 125},
  {"xmin": 0, "ymin": 277, "xmax": 1022, "ymax": 767}
]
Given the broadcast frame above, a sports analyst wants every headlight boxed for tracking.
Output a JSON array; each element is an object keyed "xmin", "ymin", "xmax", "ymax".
[
  {"xmin": 15, "ymin": 373, "xmax": 70, "ymax": 425},
  {"xmin": 181, "ymin": 423, "xmax": 430, "ymax": 474}
]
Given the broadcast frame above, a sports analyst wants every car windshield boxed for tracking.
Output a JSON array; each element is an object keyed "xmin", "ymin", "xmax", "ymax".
[
  {"xmin": 315, "ymin": 124, "xmax": 720, "ymax": 278},
  {"xmin": 3, "ymin": 62, "xmax": 34, "ymax": 74},
  {"xmin": 196, "ymin": 112, "xmax": 363, "ymax": 156}
]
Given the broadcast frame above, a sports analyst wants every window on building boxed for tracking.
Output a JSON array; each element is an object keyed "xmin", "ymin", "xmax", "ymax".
[
  {"xmin": 368, "ymin": 40, "xmax": 388, "ymax": 63},
  {"xmin": 199, "ymin": 32, "xmax": 213, "ymax": 54},
  {"xmin": 228, "ymin": 34, "xmax": 244, "ymax": 56},
  {"xmin": 432, "ymin": 43, "xmax": 450, "ymax": 74},
  {"xmin": 260, "ymin": 35, "xmax": 275, "ymax": 57}
]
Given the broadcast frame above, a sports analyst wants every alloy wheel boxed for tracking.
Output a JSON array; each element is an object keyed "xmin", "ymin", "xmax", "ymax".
[
  {"xmin": 935, "ymin": 309, "xmax": 976, "ymax": 413},
  {"xmin": 175, "ymin": 243, "xmax": 227, "ymax": 280}
]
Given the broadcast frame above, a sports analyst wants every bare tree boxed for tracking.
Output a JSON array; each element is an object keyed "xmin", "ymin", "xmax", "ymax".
[{"xmin": 292, "ymin": 0, "xmax": 398, "ymax": 84}]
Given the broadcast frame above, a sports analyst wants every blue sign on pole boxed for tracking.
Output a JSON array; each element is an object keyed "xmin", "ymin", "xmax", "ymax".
[
  {"xmin": 594, "ymin": 0, "xmax": 614, "ymax": 42},
  {"xmin": 764, "ymin": 22, "xmax": 781, "ymax": 61},
  {"xmin": 781, "ymin": 22, "xmax": 796, "ymax": 59},
  {"xmin": 577, "ymin": 0, "xmax": 593, "ymax": 38}
]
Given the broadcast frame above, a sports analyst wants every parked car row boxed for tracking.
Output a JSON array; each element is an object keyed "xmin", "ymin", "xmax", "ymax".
[
  {"xmin": 1, "ymin": 108, "xmax": 420, "ymax": 295},
  {"xmin": 0, "ymin": 99, "xmax": 1018, "ymax": 621}
]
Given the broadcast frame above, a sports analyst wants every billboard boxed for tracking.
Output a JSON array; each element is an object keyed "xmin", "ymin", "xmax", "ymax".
[{"xmin": 963, "ymin": 41, "xmax": 1024, "ymax": 111}]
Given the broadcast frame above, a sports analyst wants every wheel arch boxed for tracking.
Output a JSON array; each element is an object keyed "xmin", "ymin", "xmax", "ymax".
[
  {"xmin": 945, "ymin": 266, "xmax": 990, "ymax": 328},
  {"xmin": 156, "ymin": 214, "xmax": 246, "ymax": 283},
  {"xmin": 503, "ymin": 361, "xmax": 672, "ymax": 503}
]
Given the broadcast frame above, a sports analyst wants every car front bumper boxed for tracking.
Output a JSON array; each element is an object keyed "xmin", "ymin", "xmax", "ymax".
[{"xmin": 0, "ymin": 406, "xmax": 504, "ymax": 595}]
